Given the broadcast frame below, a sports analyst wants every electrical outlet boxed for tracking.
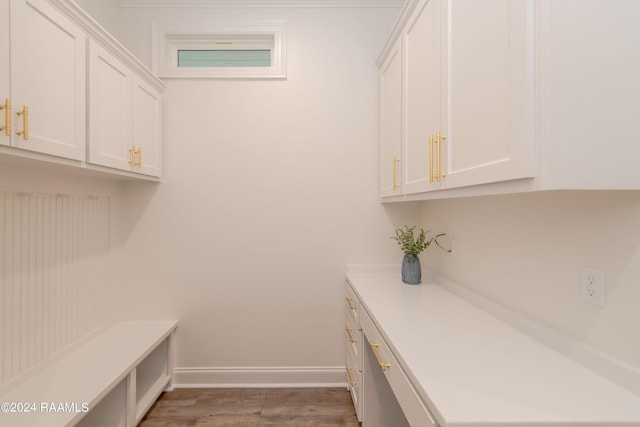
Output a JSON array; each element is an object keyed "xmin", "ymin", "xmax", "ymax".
[{"xmin": 581, "ymin": 268, "xmax": 606, "ymax": 307}]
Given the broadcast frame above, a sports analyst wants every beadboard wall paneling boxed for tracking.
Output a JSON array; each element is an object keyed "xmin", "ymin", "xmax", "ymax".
[{"xmin": 0, "ymin": 192, "xmax": 113, "ymax": 387}]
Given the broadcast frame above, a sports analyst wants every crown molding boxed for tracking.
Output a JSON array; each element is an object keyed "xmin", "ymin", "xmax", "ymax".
[{"xmin": 114, "ymin": 0, "xmax": 403, "ymax": 8}]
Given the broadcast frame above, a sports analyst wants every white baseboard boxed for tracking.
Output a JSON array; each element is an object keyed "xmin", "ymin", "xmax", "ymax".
[{"xmin": 172, "ymin": 366, "xmax": 347, "ymax": 388}]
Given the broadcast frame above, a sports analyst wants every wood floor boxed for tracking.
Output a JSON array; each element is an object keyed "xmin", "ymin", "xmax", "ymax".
[{"xmin": 137, "ymin": 387, "xmax": 360, "ymax": 427}]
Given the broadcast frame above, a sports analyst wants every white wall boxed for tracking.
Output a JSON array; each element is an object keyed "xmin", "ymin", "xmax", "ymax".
[
  {"xmin": 94, "ymin": 6, "xmax": 417, "ymax": 384},
  {"xmin": 419, "ymin": 190, "xmax": 640, "ymax": 370}
]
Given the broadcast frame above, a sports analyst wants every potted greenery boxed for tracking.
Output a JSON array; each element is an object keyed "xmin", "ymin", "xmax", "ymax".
[{"xmin": 391, "ymin": 226, "xmax": 433, "ymax": 284}]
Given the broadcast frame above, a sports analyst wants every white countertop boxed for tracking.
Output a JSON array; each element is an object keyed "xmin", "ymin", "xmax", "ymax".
[{"xmin": 346, "ymin": 270, "xmax": 640, "ymax": 427}]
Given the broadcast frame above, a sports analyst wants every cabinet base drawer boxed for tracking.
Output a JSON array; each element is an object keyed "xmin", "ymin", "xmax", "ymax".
[
  {"xmin": 346, "ymin": 307, "xmax": 363, "ymax": 366},
  {"xmin": 346, "ymin": 349, "xmax": 363, "ymax": 421},
  {"xmin": 361, "ymin": 308, "xmax": 438, "ymax": 427}
]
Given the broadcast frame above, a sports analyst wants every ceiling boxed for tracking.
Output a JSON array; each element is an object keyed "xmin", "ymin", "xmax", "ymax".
[{"xmin": 114, "ymin": 0, "xmax": 404, "ymax": 7}]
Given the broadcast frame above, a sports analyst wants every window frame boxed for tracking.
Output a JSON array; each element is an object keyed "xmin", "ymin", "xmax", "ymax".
[{"xmin": 152, "ymin": 21, "xmax": 287, "ymax": 79}]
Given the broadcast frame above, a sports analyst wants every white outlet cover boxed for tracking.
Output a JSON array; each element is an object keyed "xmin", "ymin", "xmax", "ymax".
[{"xmin": 581, "ymin": 268, "xmax": 606, "ymax": 307}]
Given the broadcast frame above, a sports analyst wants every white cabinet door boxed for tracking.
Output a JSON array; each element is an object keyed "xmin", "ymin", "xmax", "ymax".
[
  {"xmin": 540, "ymin": 0, "xmax": 640, "ymax": 190},
  {"xmin": 403, "ymin": 0, "xmax": 443, "ymax": 194},
  {"xmin": 0, "ymin": 1, "xmax": 9, "ymax": 146},
  {"xmin": 441, "ymin": 0, "xmax": 535, "ymax": 189},
  {"xmin": 88, "ymin": 40, "xmax": 162, "ymax": 177},
  {"xmin": 10, "ymin": 0, "xmax": 86, "ymax": 160},
  {"xmin": 132, "ymin": 76, "xmax": 162, "ymax": 177},
  {"xmin": 88, "ymin": 40, "xmax": 134, "ymax": 171},
  {"xmin": 379, "ymin": 38, "xmax": 403, "ymax": 197}
]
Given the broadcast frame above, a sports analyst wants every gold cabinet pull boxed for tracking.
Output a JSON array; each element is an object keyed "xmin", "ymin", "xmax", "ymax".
[
  {"xmin": 392, "ymin": 156, "xmax": 400, "ymax": 190},
  {"xmin": 346, "ymin": 297, "xmax": 357, "ymax": 311},
  {"xmin": 345, "ymin": 367, "xmax": 357, "ymax": 387},
  {"xmin": 135, "ymin": 147, "xmax": 142, "ymax": 167},
  {"xmin": 128, "ymin": 145, "xmax": 136, "ymax": 166},
  {"xmin": 0, "ymin": 98, "xmax": 10, "ymax": 136},
  {"xmin": 16, "ymin": 105, "xmax": 28, "ymax": 140},
  {"xmin": 435, "ymin": 130, "xmax": 446, "ymax": 182},
  {"xmin": 369, "ymin": 342, "xmax": 390, "ymax": 372},
  {"xmin": 346, "ymin": 327, "xmax": 357, "ymax": 344},
  {"xmin": 429, "ymin": 134, "xmax": 434, "ymax": 183}
]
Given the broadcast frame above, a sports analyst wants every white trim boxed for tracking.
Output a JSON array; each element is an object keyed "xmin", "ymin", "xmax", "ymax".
[
  {"xmin": 152, "ymin": 21, "xmax": 287, "ymax": 79},
  {"xmin": 172, "ymin": 366, "xmax": 347, "ymax": 388},
  {"xmin": 52, "ymin": 0, "xmax": 164, "ymax": 91},
  {"xmin": 117, "ymin": 0, "xmax": 403, "ymax": 8}
]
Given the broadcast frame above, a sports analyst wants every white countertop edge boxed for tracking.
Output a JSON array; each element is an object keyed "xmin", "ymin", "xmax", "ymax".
[{"xmin": 347, "ymin": 265, "xmax": 640, "ymax": 398}]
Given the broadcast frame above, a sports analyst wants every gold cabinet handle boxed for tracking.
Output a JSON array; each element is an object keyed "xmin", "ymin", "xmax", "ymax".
[
  {"xmin": 135, "ymin": 147, "xmax": 142, "ymax": 167},
  {"xmin": 436, "ymin": 130, "xmax": 446, "ymax": 182},
  {"xmin": 16, "ymin": 105, "xmax": 28, "ymax": 140},
  {"xmin": 392, "ymin": 156, "xmax": 400, "ymax": 190},
  {"xmin": 128, "ymin": 145, "xmax": 136, "ymax": 167},
  {"xmin": 369, "ymin": 342, "xmax": 390, "ymax": 372},
  {"xmin": 346, "ymin": 327, "xmax": 357, "ymax": 344},
  {"xmin": 346, "ymin": 367, "xmax": 357, "ymax": 387},
  {"xmin": 429, "ymin": 134, "xmax": 434, "ymax": 183},
  {"xmin": 346, "ymin": 297, "xmax": 357, "ymax": 312},
  {"xmin": 0, "ymin": 98, "xmax": 10, "ymax": 136}
]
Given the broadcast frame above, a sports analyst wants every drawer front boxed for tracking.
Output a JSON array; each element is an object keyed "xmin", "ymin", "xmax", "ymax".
[
  {"xmin": 345, "ymin": 308, "xmax": 363, "ymax": 369},
  {"xmin": 346, "ymin": 347, "xmax": 363, "ymax": 421},
  {"xmin": 361, "ymin": 309, "xmax": 438, "ymax": 427},
  {"xmin": 345, "ymin": 283, "xmax": 360, "ymax": 325}
]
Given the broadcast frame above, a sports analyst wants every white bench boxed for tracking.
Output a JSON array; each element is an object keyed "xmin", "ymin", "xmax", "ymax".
[{"xmin": 0, "ymin": 321, "xmax": 177, "ymax": 427}]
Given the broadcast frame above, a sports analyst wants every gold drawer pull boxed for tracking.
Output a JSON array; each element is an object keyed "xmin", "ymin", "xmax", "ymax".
[
  {"xmin": 346, "ymin": 367, "xmax": 357, "ymax": 387},
  {"xmin": 436, "ymin": 130, "xmax": 446, "ymax": 182},
  {"xmin": 346, "ymin": 327, "xmax": 357, "ymax": 344},
  {"xmin": 16, "ymin": 105, "xmax": 28, "ymax": 140},
  {"xmin": 128, "ymin": 145, "xmax": 136, "ymax": 166},
  {"xmin": 346, "ymin": 297, "xmax": 357, "ymax": 311},
  {"xmin": 369, "ymin": 342, "xmax": 390, "ymax": 372},
  {"xmin": 429, "ymin": 134, "xmax": 434, "ymax": 183},
  {"xmin": 0, "ymin": 98, "xmax": 10, "ymax": 136},
  {"xmin": 392, "ymin": 156, "xmax": 400, "ymax": 190},
  {"xmin": 135, "ymin": 147, "xmax": 142, "ymax": 167}
]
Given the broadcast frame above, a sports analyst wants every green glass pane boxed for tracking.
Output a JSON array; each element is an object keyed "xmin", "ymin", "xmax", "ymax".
[{"xmin": 178, "ymin": 50, "xmax": 271, "ymax": 67}]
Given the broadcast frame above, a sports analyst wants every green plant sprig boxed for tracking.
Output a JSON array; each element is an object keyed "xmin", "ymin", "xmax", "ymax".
[{"xmin": 391, "ymin": 226, "xmax": 433, "ymax": 255}]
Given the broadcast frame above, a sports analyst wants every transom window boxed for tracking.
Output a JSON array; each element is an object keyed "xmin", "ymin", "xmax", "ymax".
[
  {"xmin": 177, "ymin": 50, "xmax": 271, "ymax": 68},
  {"xmin": 153, "ymin": 23, "xmax": 286, "ymax": 79}
]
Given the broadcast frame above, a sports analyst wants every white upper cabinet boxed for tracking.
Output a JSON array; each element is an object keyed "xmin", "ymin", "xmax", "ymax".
[
  {"xmin": 2, "ymin": 0, "xmax": 163, "ymax": 179},
  {"xmin": 7, "ymin": 0, "xmax": 87, "ymax": 161},
  {"xmin": 381, "ymin": 0, "xmax": 535, "ymax": 198},
  {"xmin": 87, "ymin": 41, "xmax": 162, "ymax": 177},
  {"xmin": 381, "ymin": 0, "xmax": 640, "ymax": 200},
  {"xmin": 538, "ymin": 0, "xmax": 640, "ymax": 190},
  {"xmin": 379, "ymin": 38, "xmax": 403, "ymax": 197}
]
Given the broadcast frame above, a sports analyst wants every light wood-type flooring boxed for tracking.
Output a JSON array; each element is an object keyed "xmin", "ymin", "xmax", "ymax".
[{"xmin": 137, "ymin": 387, "xmax": 360, "ymax": 426}]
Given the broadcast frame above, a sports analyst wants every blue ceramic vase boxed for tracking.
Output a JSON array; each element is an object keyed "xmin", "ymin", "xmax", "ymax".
[{"xmin": 401, "ymin": 253, "xmax": 421, "ymax": 284}]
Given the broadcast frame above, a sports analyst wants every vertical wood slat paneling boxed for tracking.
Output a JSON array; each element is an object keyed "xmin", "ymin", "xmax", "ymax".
[{"xmin": 0, "ymin": 191, "xmax": 111, "ymax": 387}]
